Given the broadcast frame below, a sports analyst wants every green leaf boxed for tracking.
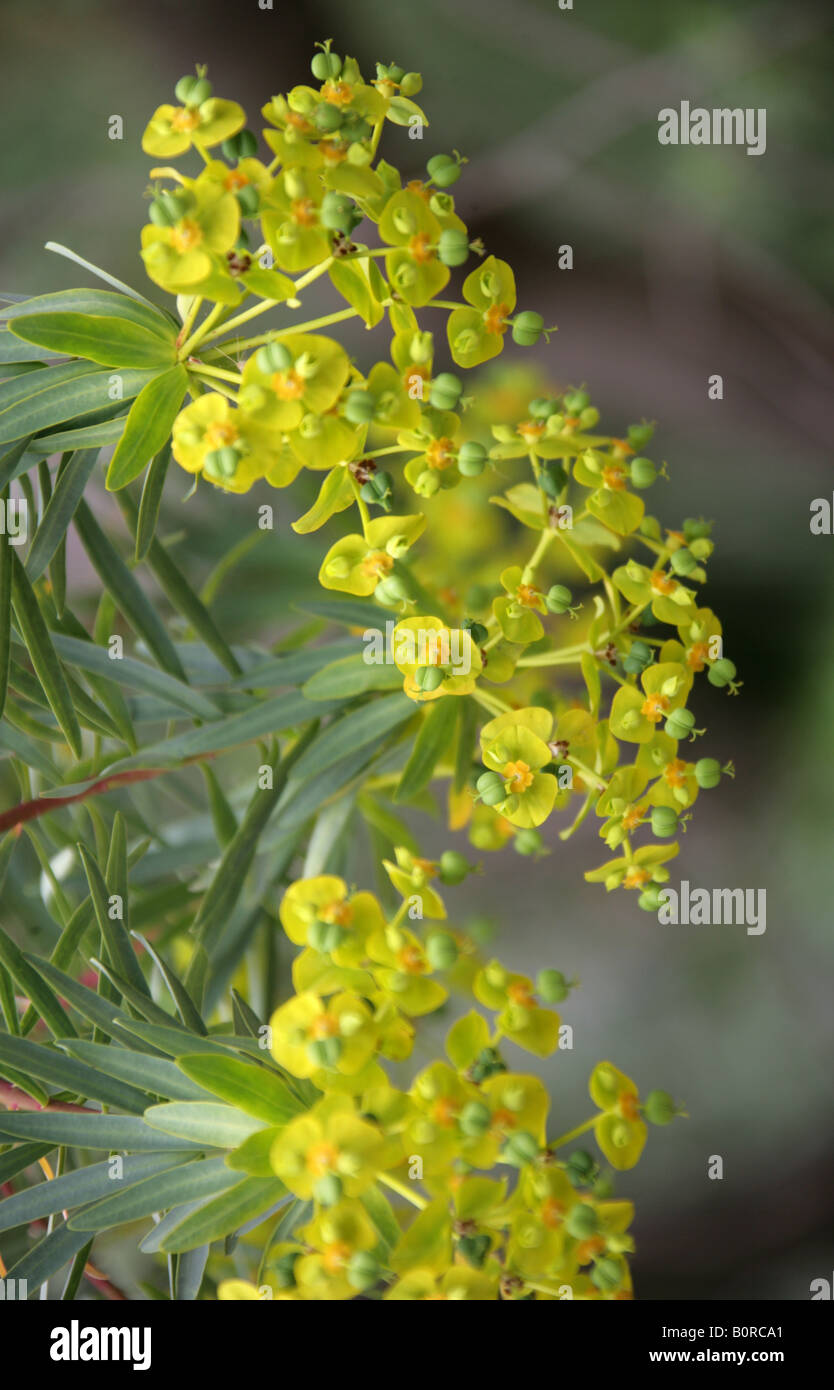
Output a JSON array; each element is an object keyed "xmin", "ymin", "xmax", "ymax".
[
  {"xmin": 10, "ymin": 312, "xmax": 176, "ymax": 370},
  {"xmin": 0, "ymin": 487, "xmax": 10, "ymax": 718},
  {"xmin": 0, "ymin": 325, "xmax": 57, "ymax": 364},
  {"xmin": 360, "ymin": 1185, "xmax": 401, "ymax": 1252},
  {"xmin": 0, "ymin": 361, "xmax": 159, "ymax": 446},
  {"xmin": 0, "ymin": 1152, "xmax": 193, "ymax": 1232},
  {"xmin": 111, "ymin": 1017, "xmax": 248, "ymax": 1059},
  {"xmin": 69, "ymin": 1156, "xmax": 240, "ymax": 1232},
  {"xmin": 224, "ymin": 1126, "xmax": 280, "ymax": 1176},
  {"xmin": 143, "ymin": 1102, "xmax": 266, "ymax": 1148},
  {"xmin": 0, "ymin": 928, "xmax": 76, "ymax": 1039},
  {"xmin": 25, "ymin": 449, "xmax": 99, "ymax": 582},
  {"xmin": 78, "ymin": 843, "xmax": 149, "ymax": 1000},
  {"xmin": 302, "ymin": 652, "xmax": 402, "ymax": 700},
  {"xmin": 40, "ymin": 251, "xmax": 174, "ymax": 316},
  {"xmin": 49, "ymin": 632, "xmax": 218, "ymax": 720},
  {"xmin": 9, "ymin": 550, "xmax": 83, "ymax": 756},
  {"xmin": 328, "ymin": 259, "xmax": 384, "ymax": 327},
  {"xmin": 6, "ymin": 1221, "xmax": 94, "ymax": 1292},
  {"xmin": 395, "ymin": 696, "xmax": 457, "ymax": 803},
  {"xmin": 175, "ymin": 1243, "xmax": 210, "ymax": 1301},
  {"xmin": 133, "ymin": 935, "xmax": 207, "ymax": 1035},
  {"xmin": 357, "ymin": 792, "xmax": 419, "ymax": 856},
  {"xmin": 0, "ymin": 435, "xmax": 34, "ymax": 491},
  {"xmin": 158, "ymin": 1176, "xmax": 285, "ymax": 1253},
  {"xmin": 3, "ymin": 287, "xmax": 172, "ymax": 334},
  {"xmin": 445, "ymin": 1010, "xmax": 490, "ymax": 1070},
  {"xmin": 24, "ymin": 415, "xmax": 129, "ymax": 462},
  {"xmin": 0, "ymin": 1142, "xmax": 55, "ymax": 1186},
  {"xmin": 60, "ymin": 1041, "xmax": 212, "ymax": 1102},
  {"xmin": 0, "ymin": 1110, "xmax": 208, "ymax": 1151},
  {"xmin": 454, "ymin": 696, "xmax": 478, "ymax": 794},
  {"xmin": 0, "ymin": 1034, "xmax": 149, "ymax": 1112},
  {"xmin": 176, "ymin": 1054, "xmax": 303, "ymax": 1125},
  {"xmin": 134, "ymin": 442, "xmax": 170, "ymax": 561},
  {"xmin": 293, "ymin": 595, "xmax": 390, "ymax": 628},
  {"xmin": 105, "ymin": 365, "xmax": 189, "ymax": 491},
  {"xmin": 292, "ymin": 694, "xmax": 413, "ymax": 781},
  {"xmin": 292, "ymin": 465, "xmax": 354, "ymax": 534},
  {"xmin": 73, "ymin": 498, "xmax": 187, "ymax": 680}
]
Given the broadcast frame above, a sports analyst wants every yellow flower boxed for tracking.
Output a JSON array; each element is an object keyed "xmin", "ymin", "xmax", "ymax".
[
  {"xmin": 392, "ymin": 615, "xmax": 482, "ymax": 701},
  {"xmin": 269, "ymin": 989, "xmax": 377, "ymax": 1082},
  {"xmin": 479, "ymin": 707, "xmax": 558, "ymax": 829},
  {"xmin": 270, "ymin": 1094, "xmax": 384, "ymax": 1198},
  {"xmin": 382, "ymin": 846, "xmax": 446, "ymax": 919},
  {"xmin": 142, "ymin": 98, "xmax": 245, "ymax": 157},
  {"xmin": 279, "ymin": 874, "xmax": 383, "ymax": 967},
  {"xmin": 171, "ymin": 393, "xmax": 283, "ymax": 493},
  {"xmin": 319, "ymin": 514, "xmax": 425, "ymax": 595},
  {"xmin": 588, "ymin": 1062, "xmax": 648, "ymax": 1170}
]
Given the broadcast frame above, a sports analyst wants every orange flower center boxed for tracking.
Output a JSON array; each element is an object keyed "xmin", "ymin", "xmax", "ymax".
[
  {"xmin": 224, "ymin": 169, "xmax": 249, "ymax": 192},
  {"xmin": 687, "ymin": 641, "xmax": 710, "ymax": 672},
  {"xmin": 508, "ymin": 981, "xmax": 535, "ymax": 1008},
  {"xmin": 360, "ymin": 550, "xmax": 394, "ymax": 580},
  {"xmin": 640, "ymin": 693, "xmax": 670, "ymax": 722},
  {"xmin": 171, "ymin": 107, "xmax": 201, "ymax": 132},
  {"xmin": 321, "ymin": 81, "xmax": 353, "ymax": 105},
  {"xmin": 290, "ymin": 197, "xmax": 317, "ymax": 227},
  {"xmin": 491, "ymin": 1108, "xmax": 517, "ymax": 1133},
  {"xmin": 602, "ymin": 464, "xmax": 627, "ymax": 491},
  {"xmin": 320, "ymin": 898, "xmax": 354, "ymax": 928},
  {"xmin": 624, "ymin": 866, "xmax": 650, "ymax": 890},
  {"xmin": 321, "ymin": 139, "xmax": 348, "ymax": 164},
  {"xmin": 204, "ymin": 420, "xmax": 238, "ymax": 449},
  {"xmin": 405, "ymin": 180, "xmax": 431, "ymax": 202},
  {"xmin": 398, "ymin": 944, "xmax": 427, "ymax": 975},
  {"xmin": 515, "ymin": 584, "xmax": 540, "ymax": 608},
  {"xmin": 309, "ymin": 1013, "xmax": 339, "ymax": 1041},
  {"xmin": 413, "ymin": 857, "xmax": 437, "ymax": 877},
  {"xmin": 322, "ymin": 1241, "xmax": 351, "ymax": 1274},
  {"xmin": 271, "ymin": 368, "xmax": 305, "ymax": 401},
  {"xmin": 517, "ymin": 420, "xmax": 545, "ymax": 443},
  {"xmin": 503, "ymin": 760, "xmax": 534, "ymax": 793},
  {"xmin": 170, "ymin": 218, "xmax": 203, "ymax": 253},
  {"xmin": 542, "ymin": 1198, "xmax": 565, "ymax": 1229},
  {"xmin": 287, "ymin": 111, "xmax": 313, "ymax": 134},
  {"xmin": 650, "ymin": 570, "xmax": 676, "ymax": 595},
  {"xmin": 431, "ymin": 1096, "xmax": 458, "ymax": 1128},
  {"xmin": 426, "ymin": 437, "xmax": 455, "ymax": 470},
  {"xmin": 619, "ymin": 1092, "xmax": 640, "ymax": 1121},
  {"xmin": 408, "ymin": 232, "xmax": 435, "ymax": 265},
  {"xmin": 662, "ymin": 758, "xmax": 687, "ymax": 788},
  {"xmin": 576, "ymin": 1236, "xmax": 605, "ymax": 1265},
  {"xmin": 621, "ymin": 805, "xmax": 642, "ymax": 831},
  {"xmin": 484, "ymin": 302, "xmax": 509, "ymax": 336},
  {"xmin": 306, "ymin": 1141, "xmax": 339, "ymax": 1175}
]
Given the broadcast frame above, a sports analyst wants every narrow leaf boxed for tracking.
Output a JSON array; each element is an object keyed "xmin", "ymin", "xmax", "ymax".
[
  {"xmin": 134, "ymin": 442, "xmax": 170, "ymax": 561},
  {"xmin": 395, "ymin": 696, "xmax": 458, "ymax": 803},
  {"xmin": 9, "ymin": 551, "xmax": 82, "ymax": 756},
  {"xmin": 25, "ymin": 449, "xmax": 99, "ymax": 581},
  {"xmin": 105, "ymin": 365, "xmax": 188, "ymax": 491},
  {"xmin": 176, "ymin": 1054, "xmax": 303, "ymax": 1125}
]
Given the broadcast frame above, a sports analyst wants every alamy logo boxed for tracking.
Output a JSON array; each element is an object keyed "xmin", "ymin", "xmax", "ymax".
[
  {"xmin": 658, "ymin": 880, "xmax": 766, "ymax": 935},
  {"xmin": 658, "ymin": 101, "xmax": 766, "ymax": 156},
  {"xmin": 362, "ymin": 621, "xmax": 471, "ymax": 675},
  {"xmin": 0, "ymin": 497, "xmax": 28, "ymax": 545},
  {"xmin": 50, "ymin": 1322, "xmax": 151, "ymax": 1371}
]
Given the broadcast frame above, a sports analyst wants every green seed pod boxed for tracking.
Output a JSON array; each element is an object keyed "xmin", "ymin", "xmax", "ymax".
[
  {"xmin": 455, "ymin": 622, "xmax": 482, "ymax": 653},
  {"xmin": 344, "ymin": 389, "xmax": 377, "ymax": 424},
  {"xmin": 627, "ymin": 422, "xmax": 655, "ymax": 451},
  {"xmin": 640, "ymin": 515, "xmax": 662, "ymax": 541},
  {"xmin": 458, "ymin": 1233, "xmax": 490, "ymax": 1267},
  {"xmin": 313, "ymin": 1173, "xmax": 343, "ymax": 1206},
  {"xmin": 414, "ymin": 469, "xmax": 441, "ymax": 498},
  {"xmin": 536, "ymin": 968, "xmax": 569, "ymax": 1003},
  {"xmin": 437, "ymin": 227, "xmax": 470, "ymax": 267},
  {"xmin": 565, "ymin": 1202, "xmax": 599, "ymax": 1239},
  {"xmin": 174, "ymin": 75, "xmax": 199, "ymax": 104},
  {"xmin": 663, "ymin": 707, "xmax": 695, "ymax": 740},
  {"xmin": 694, "ymin": 757, "xmax": 722, "ymax": 789},
  {"xmin": 374, "ymin": 574, "xmax": 412, "ymax": 606},
  {"xmin": 457, "ymin": 441, "xmax": 487, "ymax": 477},
  {"xmin": 630, "ymin": 457, "xmax": 657, "ymax": 489},
  {"xmin": 426, "ymin": 153, "xmax": 461, "ymax": 187},
  {"xmin": 539, "ymin": 460, "xmax": 568, "ymax": 498},
  {"xmin": 643, "ymin": 1089, "xmax": 678, "ymax": 1125},
  {"xmin": 415, "ymin": 664, "xmax": 444, "ymax": 692},
  {"xmin": 708, "ymin": 657, "xmax": 737, "ymax": 688},
  {"xmin": 476, "ymin": 770, "xmax": 506, "ymax": 806},
  {"xmin": 222, "ymin": 129, "xmax": 258, "ymax": 160},
  {"xmin": 429, "ymin": 371, "xmax": 463, "ymax": 411},
  {"xmin": 591, "ymin": 1257, "xmax": 623, "ymax": 1293},
  {"xmin": 347, "ymin": 1251, "xmax": 380, "ymax": 1293},
  {"xmin": 400, "ymin": 72, "xmax": 422, "ymax": 96},
  {"xmin": 460, "ymin": 1100, "xmax": 492, "ymax": 1137},
  {"xmin": 236, "ymin": 185, "xmax": 260, "ymax": 217},
  {"xmin": 504, "ymin": 1130, "xmax": 539, "ymax": 1166},
  {"xmin": 651, "ymin": 806, "xmax": 678, "ymax": 838},
  {"xmin": 689, "ymin": 537, "xmax": 713, "ymax": 561},
  {"xmin": 438, "ymin": 850, "xmax": 471, "ymax": 885},
  {"xmin": 565, "ymin": 1149, "xmax": 596, "ymax": 1185},
  {"xmin": 528, "ymin": 396, "xmax": 558, "ymax": 420},
  {"xmin": 514, "ymin": 828, "xmax": 544, "ymax": 858},
  {"xmin": 148, "ymin": 197, "xmax": 177, "ymax": 227},
  {"xmin": 623, "ymin": 640, "xmax": 653, "ymax": 675},
  {"xmin": 256, "ymin": 341, "xmax": 293, "ymax": 374},
  {"xmin": 683, "ymin": 516, "xmax": 712, "ymax": 541},
  {"xmin": 670, "ymin": 546, "xmax": 697, "ymax": 576},
  {"xmin": 313, "ymin": 102, "xmax": 343, "ymax": 133},
  {"xmin": 511, "ymin": 310, "xmax": 544, "ymax": 346},
  {"xmin": 311, "ymin": 50, "xmax": 342, "ymax": 81},
  {"xmin": 204, "ymin": 447, "xmax": 238, "ymax": 479},
  {"xmin": 638, "ymin": 882, "xmax": 665, "ymax": 912},
  {"xmin": 307, "ymin": 1036, "xmax": 342, "ymax": 1068},
  {"xmin": 188, "ymin": 77, "xmax": 213, "ymax": 107},
  {"xmin": 426, "ymin": 930, "xmax": 459, "ymax": 969},
  {"xmin": 563, "ymin": 389, "xmax": 590, "ymax": 414},
  {"xmin": 321, "ymin": 190, "xmax": 358, "ymax": 230},
  {"xmin": 546, "ymin": 584, "xmax": 573, "ymax": 614}
]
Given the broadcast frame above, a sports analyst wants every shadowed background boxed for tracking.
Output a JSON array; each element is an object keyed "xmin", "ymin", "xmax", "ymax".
[{"xmin": 1, "ymin": 0, "xmax": 832, "ymax": 1299}]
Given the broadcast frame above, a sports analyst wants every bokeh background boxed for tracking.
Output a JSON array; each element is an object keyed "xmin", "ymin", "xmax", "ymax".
[{"xmin": 1, "ymin": 0, "xmax": 833, "ymax": 1299}]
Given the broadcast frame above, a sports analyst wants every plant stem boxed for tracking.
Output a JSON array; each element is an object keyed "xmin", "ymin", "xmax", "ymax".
[
  {"xmin": 378, "ymin": 1172, "xmax": 427, "ymax": 1210},
  {"xmin": 547, "ymin": 1115, "xmax": 598, "ymax": 1149}
]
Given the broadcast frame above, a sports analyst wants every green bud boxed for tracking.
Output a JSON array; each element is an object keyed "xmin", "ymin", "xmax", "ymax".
[
  {"xmin": 708, "ymin": 657, "xmax": 737, "ymax": 688},
  {"xmin": 174, "ymin": 75, "xmax": 199, "ymax": 104},
  {"xmin": 650, "ymin": 806, "xmax": 678, "ymax": 838},
  {"xmin": 695, "ymin": 757, "xmax": 722, "ymax": 789},
  {"xmin": 347, "ymin": 1251, "xmax": 380, "ymax": 1292},
  {"xmin": 414, "ymin": 469, "xmax": 441, "ymax": 498},
  {"xmin": 236, "ymin": 184, "xmax": 260, "ymax": 217},
  {"xmin": 204, "ymin": 447, "xmax": 238, "ymax": 479},
  {"xmin": 563, "ymin": 389, "xmax": 590, "ymax": 414},
  {"xmin": 514, "ymin": 828, "xmax": 545, "ymax": 858},
  {"xmin": 458, "ymin": 1233, "xmax": 490, "ymax": 1267},
  {"xmin": 579, "ymin": 406, "xmax": 600, "ymax": 429},
  {"xmin": 536, "ymin": 968, "xmax": 570, "ymax": 1002},
  {"xmin": 528, "ymin": 397, "xmax": 558, "ymax": 420},
  {"xmin": 683, "ymin": 516, "xmax": 712, "ymax": 541},
  {"xmin": 400, "ymin": 72, "xmax": 423, "ymax": 96},
  {"xmin": 565, "ymin": 1202, "xmax": 599, "ymax": 1239},
  {"xmin": 222, "ymin": 129, "xmax": 258, "ymax": 160},
  {"xmin": 463, "ymin": 618, "xmax": 488, "ymax": 646},
  {"xmin": 308, "ymin": 919, "xmax": 345, "ymax": 954},
  {"xmin": 256, "ymin": 341, "xmax": 292, "ymax": 374},
  {"xmin": 415, "ymin": 664, "xmax": 444, "ymax": 692},
  {"xmin": 311, "ymin": 49, "xmax": 342, "ymax": 81},
  {"xmin": 476, "ymin": 770, "xmax": 506, "ymax": 806},
  {"xmin": 148, "ymin": 197, "xmax": 177, "ymax": 227},
  {"xmin": 344, "ymin": 389, "xmax": 377, "ymax": 424},
  {"xmin": 670, "ymin": 546, "xmax": 697, "ymax": 576},
  {"xmin": 511, "ymin": 310, "xmax": 544, "ymax": 346},
  {"xmin": 622, "ymin": 640, "xmax": 653, "ymax": 675},
  {"xmin": 591, "ymin": 1257, "xmax": 623, "ymax": 1292},
  {"xmin": 457, "ymin": 440, "xmax": 487, "ymax": 476},
  {"xmin": 663, "ymin": 707, "xmax": 695, "ymax": 740},
  {"xmin": 426, "ymin": 930, "xmax": 459, "ymax": 970},
  {"xmin": 429, "ymin": 371, "xmax": 463, "ymax": 410},
  {"xmin": 313, "ymin": 101, "xmax": 343, "ymax": 132},
  {"xmin": 539, "ymin": 460, "xmax": 567, "ymax": 497},
  {"xmin": 460, "ymin": 1100, "xmax": 492, "ymax": 1137},
  {"xmin": 438, "ymin": 850, "xmax": 471, "ymax": 885},
  {"xmin": 638, "ymin": 882, "xmax": 665, "ymax": 912},
  {"xmin": 643, "ymin": 1089, "xmax": 678, "ymax": 1125},
  {"xmin": 565, "ymin": 1149, "xmax": 596, "ymax": 1185},
  {"xmin": 307, "ymin": 1036, "xmax": 342, "ymax": 1068},
  {"xmin": 374, "ymin": 574, "xmax": 412, "ymax": 606},
  {"xmin": 438, "ymin": 227, "xmax": 470, "ymax": 267},
  {"xmin": 313, "ymin": 1173, "xmax": 343, "ymax": 1205},
  {"xmin": 426, "ymin": 153, "xmax": 461, "ymax": 187},
  {"xmin": 627, "ymin": 422, "xmax": 655, "ymax": 451},
  {"xmin": 546, "ymin": 584, "xmax": 573, "ymax": 614},
  {"xmin": 640, "ymin": 515, "xmax": 662, "ymax": 541},
  {"xmin": 630, "ymin": 457, "xmax": 657, "ymax": 489},
  {"xmin": 503, "ymin": 1130, "xmax": 539, "ymax": 1166}
]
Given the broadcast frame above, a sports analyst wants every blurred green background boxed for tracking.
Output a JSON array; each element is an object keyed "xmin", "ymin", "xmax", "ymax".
[{"xmin": 1, "ymin": 0, "xmax": 832, "ymax": 1299}]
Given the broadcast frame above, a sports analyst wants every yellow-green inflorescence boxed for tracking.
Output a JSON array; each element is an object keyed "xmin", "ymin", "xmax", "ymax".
[{"xmin": 135, "ymin": 45, "xmax": 731, "ymax": 1300}]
